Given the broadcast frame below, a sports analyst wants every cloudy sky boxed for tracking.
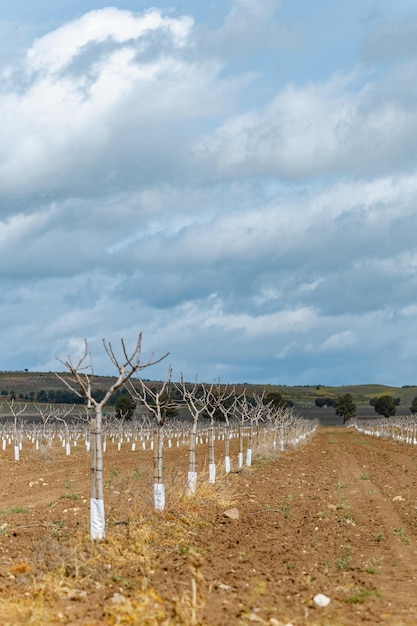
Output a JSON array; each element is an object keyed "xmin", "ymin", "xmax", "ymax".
[{"xmin": 1, "ymin": 0, "xmax": 417, "ymax": 386}]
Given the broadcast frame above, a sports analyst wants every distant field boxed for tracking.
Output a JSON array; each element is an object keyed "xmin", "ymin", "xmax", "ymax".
[{"xmin": 0, "ymin": 372, "xmax": 415, "ymax": 416}]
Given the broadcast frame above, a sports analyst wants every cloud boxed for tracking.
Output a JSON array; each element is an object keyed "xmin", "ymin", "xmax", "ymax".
[
  {"xmin": 196, "ymin": 66, "xmax": 417, "ymax": 181},
  {"xmin": 319, "ymin": 330, "xmax": 357, "ymax": 352},
  {"xmin": 200, "ymin": 0, "xmax": 295, "ymax": 61},
  {"xmin": 26, "ymin": 8, "xmax": 193, "ymax": 73},
  {"xmin": 0, "ymin": 7, "xmax": 233, "ymax": 210},
  {"xmin": 2, "ymin": 2, "xmax": 417, "ymax": 386}
]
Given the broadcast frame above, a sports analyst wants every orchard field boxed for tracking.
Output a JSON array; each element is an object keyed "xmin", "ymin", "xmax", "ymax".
[{"xmin": 0, "ymin": 425, "xmax": 416, "ymax": 624}]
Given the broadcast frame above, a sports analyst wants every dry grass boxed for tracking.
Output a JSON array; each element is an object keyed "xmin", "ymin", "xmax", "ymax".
[{"xmin": 0, "ymin": 468, "xmax": 236, "ymax": 625}]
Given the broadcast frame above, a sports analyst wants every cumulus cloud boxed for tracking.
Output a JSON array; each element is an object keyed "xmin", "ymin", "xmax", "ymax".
[
  {"xmin": 196, "ymin": 68, "xmax": 417, "ymax": 181},
  {"xmin": 2, "ymin": 1, "xmax": 417, "ymax": 386},
  {"xmin": 0, "ymin": 7, "xmax": 233, "ymax": 209}
]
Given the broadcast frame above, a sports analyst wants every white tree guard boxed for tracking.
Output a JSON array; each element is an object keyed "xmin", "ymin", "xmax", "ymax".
[
  {"xmin": 154, "ymin": 483, "xmax": 165, "ymax": 511},
  {"xmin": 90, "ymin": 498, "xmax": 105, "ymax": 540},
  {"xmin": 187, "ymin": 471, "xmax": 197, "ymax": 495},
  {"xmin": 238, "ymin": 451, "xmax": 243, "ymax": 469},
  {"xmin": 65, "ymin": 443, "xmax": 71, "ymax": 456},
  {"xmin": 14, "ymin": 445, "xmax": 19, "ymax": 461},
  {"xmin": 246, "ymin": 448, "xmax": 252, "ymax": 466},
  {"xmin": 225, "ymin": 456, "xmax": 231, "ymax": 474},
  {"xmin": 209, "ymin": 463, "xmax": 216, "ymax": 484}
]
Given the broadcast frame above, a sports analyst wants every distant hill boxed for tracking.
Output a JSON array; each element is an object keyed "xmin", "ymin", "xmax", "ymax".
[{"xmin": 0, "ymin": 371, "xmax": 415, "ymax": 410}]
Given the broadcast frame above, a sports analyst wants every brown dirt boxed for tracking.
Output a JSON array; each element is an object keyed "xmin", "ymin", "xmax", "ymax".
[{"xmin": 0, "ymin": 427, "xmax": 417, "ymax": 624}]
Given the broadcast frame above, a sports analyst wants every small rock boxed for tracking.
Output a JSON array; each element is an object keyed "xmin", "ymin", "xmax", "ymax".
[
  {"xmin": 223, "ymin": 508, "xmax": 239, "ymax": 520},
  {"xmin": 218, "ymin": 583, "xmax": 231, "ymax": 590},
  {"xmin": 392, "ymin": 496, "xmax": 405, "ymax": 502},
  {"xmin": 111, "ymin": 593, "xmax": 126, "ymax": 604},
  {"xmin": 314, "ymin": 593, "xmax": 331, "ymax": 607},
  {"xmin": 327, "ymin": 504, "xmax": 337, "ymax": 511}
]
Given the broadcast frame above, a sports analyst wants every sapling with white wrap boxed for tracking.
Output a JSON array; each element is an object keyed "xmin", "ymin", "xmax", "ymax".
[{"xmin": 57, "ymin": 334, "xmax": 168, "ymax": 539}]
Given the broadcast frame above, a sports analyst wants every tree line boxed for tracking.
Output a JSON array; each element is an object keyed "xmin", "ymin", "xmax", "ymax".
[{"xmin": 315, "ymin": 393, "xmax": 417, "ymax": 421}]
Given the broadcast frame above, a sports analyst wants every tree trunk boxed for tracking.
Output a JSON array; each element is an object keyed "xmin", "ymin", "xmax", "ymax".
[
  {"xmin": 224, "ymin": 424, "xmax": 231, "ymax": 474},
  {"xmin": 90, "ymin": 413, "xmax": 105, "ymax": 539},
  {"xmin": 238, "ymin": 423, "xmax": 244, "ymax": 469},
  {"xmin": 153, "ymin": 427, "xmax": 165, "ymax": 511},
  {"xmin": 188, "ymin": 425, "xmax": 197, "ymax": 494},
  {"xmin": 208, "ymin": 424, "xmax": 215, "ymax": 484}
]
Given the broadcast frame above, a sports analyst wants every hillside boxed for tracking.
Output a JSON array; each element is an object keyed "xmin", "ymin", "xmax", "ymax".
[{"xmin": 0, "ymin": 371, "xmax": 416, "ymax": 410}]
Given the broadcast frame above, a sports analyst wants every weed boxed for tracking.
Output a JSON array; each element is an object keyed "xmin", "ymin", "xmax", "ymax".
[
  {"xmin": 345, "ymin": 588, "xmax": 380, "ymax": 604},
  {"xmin": 52, "ymin": 518, "xmax": 65, "ymax": 526},
  {"xmin": 339, "ymin": 513, "xmax": 356, "ymax": 525},
  {"xmin": 59, "ymin": 493, "xmax": 79, "ymax": 501},
  {"xmin": 0, "ymin": 506, "xmax": 28, "ymax": 515},
  {"xmin": 105, "ymin": 468, "xmax": 121, "ymax": 487},
  {"xmin": 392, "ymin": 527, "xmax": 409, "ymax": 544},
  {"xmin": 132, "ymin": 466, "xmax": 141, "ymax": 480},
  {"xmin": 363, "ymin": 558, "xmax": 382, "ymax": 575},
  {"xmin": 374, "ymin": 532, "xmax": 385, "ymax": 543},
  {"xmin": 336, "ymin": 480, "xmax": 348, "ymax": 490},
  {"xmin": 359, "ymin": 473, "xmax": 369, "ymax": 480},
  {"xmin": 112, "ymin": 574, "xmax": 134, "ymax": 589},
  {"xmin": 278, "ymin": 505, "xmax": 291, "ymax": 519},
  {"xmin": 336, "ymin": 502, "xmax": 350, "ymax": 511},
  {"xmin": 335, "ymin": 545, "xmax": 351, "ymax": 570}
]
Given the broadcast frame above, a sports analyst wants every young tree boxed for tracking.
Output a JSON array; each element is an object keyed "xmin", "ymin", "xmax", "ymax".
[
  {"xmin": 410, "ymin": 396, "xmax": 417, "ymax": 414},
  {"xmin": 246, "ymin": 392, "xmax": 268, "ymax": 465},
  {"xmin": 201, "ymin": 382, "xmax": 235, "ymax": 481},
  {"xmin": 7, "ymin": 400, "xmax": 26, "ymax": 461},
  {"xmin": 335, "ymin": 393, "xmax": 356, "ymax": 423},
  {"xmin": 233, "ymin": 391, "xmax": 251, "ymax": 469},
  {"xmin": 54, "ymin": 405, "xmax": 76, "ymax": 456},
  {"xmin": 57, "ymin": 334, "xmax": 168, "ymax": 539},
  {"xmin": 127, "ymin": 367, "xmax": 175, "ymax": 511},
  {"xmin": 175, "ymin": 375, "xmax": 207, "ymax": 494},
  {"xmin": 374, "ymin": 395, "xmax": 396, "ymax": 418},
  {"xmin": 214, "ymin": 385, "xmax": 236, "ymax": 474}
]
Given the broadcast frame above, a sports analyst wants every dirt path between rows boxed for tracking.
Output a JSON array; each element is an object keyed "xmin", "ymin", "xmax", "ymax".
[
  {"xmin": 0, "ymin": 427, "xmax": 417, "ymax": 625},
  {"xmin": 154, "ymin": 427, "xmax": 417, "ymax": 625}
]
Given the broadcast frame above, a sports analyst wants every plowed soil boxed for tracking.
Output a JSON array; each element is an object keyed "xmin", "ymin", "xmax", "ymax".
[{"xmin": 0, "ymin": 427, "xmax": 417, "ymax": 625}]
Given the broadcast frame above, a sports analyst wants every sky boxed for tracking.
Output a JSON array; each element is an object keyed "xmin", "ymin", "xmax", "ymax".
[{"xmin": 1, "ymin": 0, "xmax": 417, "ymax": 386}]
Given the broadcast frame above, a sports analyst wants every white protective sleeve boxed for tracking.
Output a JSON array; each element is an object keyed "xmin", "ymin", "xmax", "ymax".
[{"xmin": 90, "ymin": 498, "xmax": 105, "ymax": 540}]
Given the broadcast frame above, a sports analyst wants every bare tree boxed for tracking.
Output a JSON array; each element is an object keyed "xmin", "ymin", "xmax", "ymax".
[
  {"xmin": 232, "ymin": 391, "xmax": 251, "ymax": 469},
  {"xmin": 176, "ymin": 375, "xmax": 207, "ymax": 494},
  {"xmin": 57, "ymin": 334, "xmax": 168, "ymax": 539},
  {"xmin": 127, "ymin": 367, "xmax": 175, "ymax": 511},
  {"xmin": 34, "ymin": 403, "xmax": 55, "ymax": 442},
  {"xmin": 214, "ymin": 385, "xmax": 238, "ymax": 474},
  {"xmin": 54, "ymin": 405, "xmax": 76, "ymax": 456},
  {"xmin": 7, "ymin": 400, "xmax": 27, "ymax": 462},
  {"xmin": 246, "ymin": 392, "xmax": 268, "ymax": 466}
]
